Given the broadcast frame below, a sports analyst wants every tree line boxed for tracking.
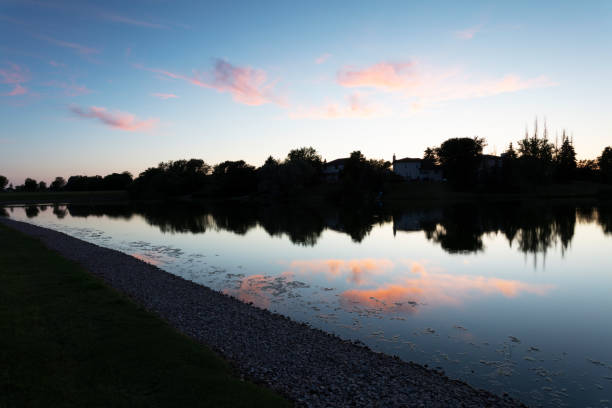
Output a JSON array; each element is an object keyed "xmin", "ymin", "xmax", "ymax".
[{"xmin": 1, "ymin": 129, "xmax": 611, "ymax": 197}]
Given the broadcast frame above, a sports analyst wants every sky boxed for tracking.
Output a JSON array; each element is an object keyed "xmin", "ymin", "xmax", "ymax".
[{"xmin": 1, "ymin": 0, "xmax": 611, "ymax": 185}]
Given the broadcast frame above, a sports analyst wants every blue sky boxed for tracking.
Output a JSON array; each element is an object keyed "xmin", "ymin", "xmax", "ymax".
[{"xmin": 1, "ymin": 0, "xmax": 611, "ymax": 184}]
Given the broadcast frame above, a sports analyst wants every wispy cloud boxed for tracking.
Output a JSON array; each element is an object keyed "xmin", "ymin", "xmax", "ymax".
[
  {"xmin": 100, "ymin": 13, "xmax": 166, "ymax": 29},
  {"xmin": 137, "ymin": 59, "xmax": 279, "ymax": 106},
  {"xmin": 454, "ymin": 25, "xmax": 482, "ymax": 40},
  {"xmin": 38, "ymin": 35, "xmax": 99, "ymax": 55},
  {"xmin": 289, "ymin": 93, "xmax": 386, "ymax": 119},
  {"xmin": 0, "ymin": 63, "xmax": 29, "ymax": 96},
  {"xmin": 337, "ymin": 60, "xmax": 556, "ymax": 108},
  {"xmin": 151, "ymin": 93, "xmax": 178, "ymax": 99},
  {"xmin": 315, "ymin": 53, "xmax": 332, "ymax": 64},
  {"xmin": 43, "ymin": 80, "xmax": 91, "ymax": 96},
  {"xmin": 70, "ymin": 105, "xmax": 157, "ymax": 131},
  {"xmin": 338, "ymin": 62, "xmax": 414, "ymax": 90},
  {"xmin": 49, "ymin": 60, "xmax": 65, "ymax": 68}
]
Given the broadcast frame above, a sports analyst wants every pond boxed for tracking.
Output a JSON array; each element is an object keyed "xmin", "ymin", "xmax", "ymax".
[{"xmin": 3, "ymin": 200, "xmax": 612, "ymax": 407}]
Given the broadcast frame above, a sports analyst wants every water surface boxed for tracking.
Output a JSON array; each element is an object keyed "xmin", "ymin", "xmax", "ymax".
[{"xmin": 4, "ymin": 201, "xmax": 612, "ymax": 407}]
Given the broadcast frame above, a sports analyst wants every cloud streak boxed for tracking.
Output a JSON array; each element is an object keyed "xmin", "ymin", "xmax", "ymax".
[
  {"xmin": 290, "ymin": 93, "xmax": 386, "ymax": 119},
  {"xmin": 137, "ymin": 59, "xmax": 279, "ymax": 106},
  {"xmin": 38, "ymin": 35, "xmax": 99, "ymax": 55},
  {"xmin": 101, "ymin": 13, "xmax": 166, "ymax": 29},
  {"xmin": 0, "ymin": 63, "xmax": 28, "ymax": 96},
  {"xmin": 151, "ymin": 93, "xmax": 178, "ymax": 99},
  {"xmin": 337, "ymin": 61, "xmax": 556, "ymax": 108},
  {"xmin": 44, "ymin": 80, "xmax": 91, "ymax": 96},
  {"xmin": 315, "ymin": 53, "xmax": 332, "ymax": 64},
  {"xmin": 70, "ymin": 105, "xmax": 157, "ymax": 131},
  {"xmin": 454, "ymin": 25, "xmax": 482, "ymax": 40}
]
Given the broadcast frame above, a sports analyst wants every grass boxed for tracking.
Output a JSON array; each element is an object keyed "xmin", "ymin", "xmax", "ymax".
[
  {"xmin": 0, "ymin": 222, "xmax": 291, "ymax": 408},
  {"xmin": 0, "ymin": 190, "xmax": 129, "ymax": 204}
]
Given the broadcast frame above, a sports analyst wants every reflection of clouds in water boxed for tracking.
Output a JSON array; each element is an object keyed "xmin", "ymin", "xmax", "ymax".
[
  {"xmin": 288, "ymin": 258, "xmax": 394, "ymax": 285},
  {"xmin": 130, "ymin": 252, "xmax": 162, "ymax": 266},
  {"xmin": 223, "ymin": 273, "xmax": 309, "ymax": 309},
  {"xmin": 340, "ymin": 262, "xmax": 555, "ymax": 312}
]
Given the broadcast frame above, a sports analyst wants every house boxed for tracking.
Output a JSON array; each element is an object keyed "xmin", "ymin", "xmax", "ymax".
[
  {"xmin": 392, "ymin": 155, "xmax": 443, "ymax": 181},
  {"xmin": 480, "ymin": 154, "xmax": 504, "ymax": 171},
  {"xmin": 322, "ymin": 158, "xmax": 348, "ymax": 181}
]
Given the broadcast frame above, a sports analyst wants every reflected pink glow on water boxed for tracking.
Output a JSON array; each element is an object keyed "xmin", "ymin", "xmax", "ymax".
[
  {"xmin": 286, "ymin": 258, "xmax": 555, "ymax": 312},
  {"xmin": 288, "ymin": 258, "xmax": 394, "ymax": 285}
]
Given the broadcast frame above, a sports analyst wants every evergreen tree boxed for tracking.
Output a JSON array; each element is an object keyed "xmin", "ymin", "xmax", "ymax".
[
  {"xmin": 599, "ymin": 146, "xmax": 612, "ymax": 183},
  {"xmin": 555, "ymin": 130, "xmax": 577, "ymax": 182}
]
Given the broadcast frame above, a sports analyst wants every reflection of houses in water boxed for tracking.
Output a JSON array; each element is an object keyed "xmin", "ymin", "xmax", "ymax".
[{"xmin": 392, "ymin": 208, "xmax": 443, "ymax": 235}]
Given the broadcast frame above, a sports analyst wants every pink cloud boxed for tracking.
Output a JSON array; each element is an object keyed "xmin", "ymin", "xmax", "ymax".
[
  {"xmin": 38, "ymin": 35, "xmax": 99, "ymax": 55},
  {"xmin": 136, "ymin": 59, "xmax": 279, "ymax": 106},
  {"xmin": 151, "ymin": 93, "xmax": 178, "ymax": 99},
  {"xmin": 70, "ymin": 105, "xmax": 157, "ymax": 131},
  {"xmin": 44, "ymin": 80, "xmax": 92, "ymax": 96},
  {"xmin": 337, "ymin": 62, "xmax": 414, "ymax": 90},
  {"xmin": 49, "ymin": 60, "xmax": 65, "ymax": 68},
  {"xmin": 337, "ymin": 60, "xmax": 556, "ymax": 108},
  {"xmin": 290, "ymin": 93, "xmax": 387, "ymax": 119},
  {"xmin": 315, "ymin": 53, "xmax": 332, "ymax": 64},
  {"xmin": 0, "ymin": 63, "xmax": 29, "ymax": 96},
  {"xmin": 454, "ymin": 25, "xmax": 482, "ymax": 40},
  {"xmin": 7, "ymin": 84, "xmax": 27, "ymax": 96},
  {"xmin": 193, "ymin": 59, "xmax": 277, "ymax": 105}
]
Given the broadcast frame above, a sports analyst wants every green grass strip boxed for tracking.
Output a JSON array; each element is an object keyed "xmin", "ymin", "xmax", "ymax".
[{"xmin": 0, "ymin": 222, "xmax": 290, "ymax": 408}]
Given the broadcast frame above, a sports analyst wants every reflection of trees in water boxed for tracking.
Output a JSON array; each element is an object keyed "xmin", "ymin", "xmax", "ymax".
[
  {"xmin": 25, "ymin": 205, "xmax": 39, "ymax": 218},
  {"xmin": 426, "ymin": 204, "xmax": 485, "ymax": 254},
  {"xmin": 395, "ymin": 202, "xmax": 599, "ymax": 257},
  {"xmin": 22, "ymin": 199, "xmax": 612, "ymax": 253},
  {"xmin": 52, "ymin": 204, "xmax": 67, "ymax": 219},
  {"xmin": 0, "ymin": 207, "xmax": 8, "ymax": 217}
]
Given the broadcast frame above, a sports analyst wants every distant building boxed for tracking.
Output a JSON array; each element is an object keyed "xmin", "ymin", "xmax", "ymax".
[
  {"xmin": 480, "ymin": 154, "xmax": 504, "ymax": 171},
  {"xmin": 392, "ymin": 155, "xmax": 443, "ymax": 181},
  {"xmin": 322, "ymin": 158, "xmax": 348, "ymax": 182}
]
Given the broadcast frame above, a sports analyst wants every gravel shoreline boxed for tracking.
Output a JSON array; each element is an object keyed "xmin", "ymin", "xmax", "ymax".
[{"xmin": 2, "ymin": 218, "xmax": 526, "ymax": 408}]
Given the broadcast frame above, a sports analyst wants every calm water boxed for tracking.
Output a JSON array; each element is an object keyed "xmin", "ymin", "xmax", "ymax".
[{"xmin": 3, "ymin": 201, "xmax": 612, "ymax": 407}]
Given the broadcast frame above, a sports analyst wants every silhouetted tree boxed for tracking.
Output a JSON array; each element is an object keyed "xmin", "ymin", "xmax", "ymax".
[
  {"xmin": 286, "ymin": 146, "xmax": 322, "ymax": 167},
  {"xmin": 575, "ymin": 159, "xmax": 599, "ymax": 181},
  {"xmin": 517, "ymin": 119, "xmax": 555, "ymax": 184},
  {"xmin": 599, "ymin": 146, "xmax": 612, "ymax": 183},
  {"xmin": 501, "ymin": 143, "xmax": 519, "ymax": 190},
  {"xmin": 212, "ymin": 160, "xmax": 257, "ymax": 196},
  {"xmin": 50, "ymin": 177, "xmax": 66, "ymax": 191},
  {"xmin": 422, "ymin": 147, "xmax": 438, "ymax": 169},
  {"xmin": 0, "ymin": 175, "xmax": 8, "ymax": 191},
  {"xmin": 103, "ymin": 172, "xmax": 133, "ymax": 190},
  {"xmin": 554, "ymin": 131, "xmax": 576, "ymax": 182},
  {"xmin": 435, "ymin": 137, "xmax": 485, "ymax": 189},
  {"xmin": 38, "ymin": 181, "xmax": 47, "ymax": 191},
  {"xmin": 131, "ymin": 159, "xmax": 210, "ymax": 197},
  {"xmin": 340, "ymin": 151, "xmax": 391, "ymax": 199},
  {"xmin": 23, "ymin": 178, "xmax": 38, "ymax": 192},
  {"xmin": 65, "ymin": 175, "xmax": 104, "ymax": 191}
]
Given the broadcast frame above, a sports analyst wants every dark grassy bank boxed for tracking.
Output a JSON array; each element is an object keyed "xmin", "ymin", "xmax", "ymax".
[{"xmin": 0, "ymin": 222, "xmax": 290, "ymax": 408}]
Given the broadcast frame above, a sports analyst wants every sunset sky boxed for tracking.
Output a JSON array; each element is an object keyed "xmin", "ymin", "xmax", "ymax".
[{"xmin": 1, "ymin": 0, "xmax": 611, "ymax": 185}]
